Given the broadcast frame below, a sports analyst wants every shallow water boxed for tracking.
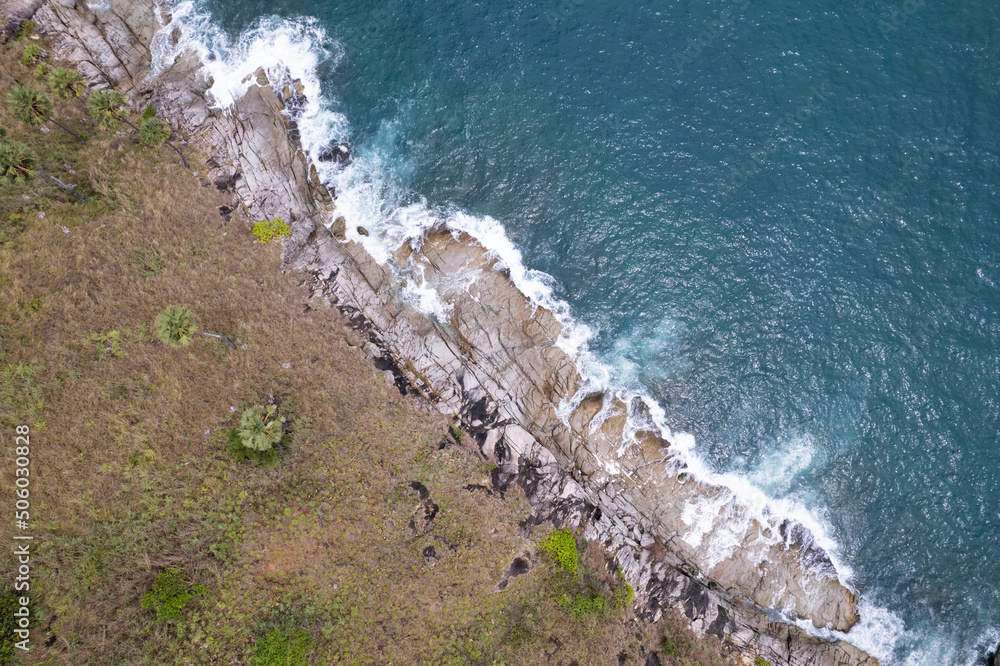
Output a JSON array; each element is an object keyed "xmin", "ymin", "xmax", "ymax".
[{"xmin": 177, "ymin": 0, "xmax": 1000, "ymax": 661}]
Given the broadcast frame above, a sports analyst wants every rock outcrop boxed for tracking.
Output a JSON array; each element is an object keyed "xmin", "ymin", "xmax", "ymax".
[{"xmin": 24, "ymin": 1, "xmax": 878, "ymax": 663}]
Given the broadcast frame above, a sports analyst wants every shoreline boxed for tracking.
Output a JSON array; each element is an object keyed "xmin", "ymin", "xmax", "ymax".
[{"xmin": 19, "ymin": 1, "xmax": 878, "ymax": 663}]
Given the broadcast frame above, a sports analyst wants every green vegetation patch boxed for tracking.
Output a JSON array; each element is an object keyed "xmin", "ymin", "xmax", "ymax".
[
  {"xmin": 540, "ymin": 527, "xmax": 579, "ymax": 577},
  {"xmin": 140, "ymin": 568, "xmax": 207, "ymax": 621},
  {"xmin": 251, "ymin": 627, "xmax": 312, "ymax": 666},
  {"xmin": 21, "ymin": 42, "xmax": 41, "ymax": 67},
  {"xmin": 252, "ymin": 217, "xmax": 291, "ymax": 244}
]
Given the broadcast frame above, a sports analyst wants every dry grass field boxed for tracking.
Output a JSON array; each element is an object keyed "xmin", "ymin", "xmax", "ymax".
[{"xmin": 0, "ymin": 26, "xmax": 736, "ymax": 666}]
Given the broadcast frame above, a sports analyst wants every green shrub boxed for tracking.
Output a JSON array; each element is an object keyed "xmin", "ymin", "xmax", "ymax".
[
  {"xmin": 252, "ymin": 218, "xmax": 292, "ymax": 244},
  {"xmin": 613, "ymin": 581, "xmax": 633, "ymax": 608},
  {"xmin": 86, "ymin": 89, "xmax": 129, "ymax": 131},
  {"xmin": 238, "ymin": 405, "xmax": 286, "ymax": 452},
  {"xmin": 251, "ymin": 628, "xmax": 311, "ymax": 666},
  {"xmin": 36, "ymin": 62, "xmax": 52, "ymax": 77},
  {"xmin": 47, "ymin": 67, "xmax": 87, "ymax": 100},
  {"xmin": 138, "ymin": 116, "xmax": 170, "ymax": 147},
  {"xmin": 141, "ymin": 106, "xmax": 157, "ymax": 121},
  {"xmin": 155, "ymin": 305, "xmax": 196, "ymax": 347},
  {"xmin": 557, "ymin": 588, "xmax": 604, "ymax": 622},
  {"xmin": 754, "ymin": 659, "xmax": 771, "ymax": 666},
  {"xmin": 21, "ymin": 43, "xmax": 41, "ymax": 66},
  {"xmin": 612, "ymin": 568, "xmax": 633, "ymax": 608},
  {"xmin": 140, "ymin": 568, "xmax": 206, "ymax": 621},
  {"xmin": 662, "ymin": 636, "xmax": 687, "ymax": 658},
  {"xmin": 17, "ymin": 20, "xmax": 35, "ymax": 40},
  {"xmin": 540, "ymin": 528, "xmax": 579, "ymax": 577}
]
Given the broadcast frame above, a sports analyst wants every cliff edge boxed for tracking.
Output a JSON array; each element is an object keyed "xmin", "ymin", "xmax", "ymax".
[{"xmin": 20, "ymin": 0, "xmax": 878, "ymax": 663}]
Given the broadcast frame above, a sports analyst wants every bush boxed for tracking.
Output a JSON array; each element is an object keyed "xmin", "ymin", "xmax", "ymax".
[
  {"xmin": 155, "ymin": 305, "xmax": 196, "ymax": 347},
  {"xmin": 21, "ymin": 43, "xmax": 41, "ymax": 66},
  {"xmin": 47, "ymin": 67, "xmax": 87, "ymax": 100},
  {"xmin": 36, "ymin": 62, "xmax": 52, "ymax": 77},
  {"xmin": 662, "ymin": 635, "xmax": 687, "ymax": 658},
  {"xmin": 86, "ymin": 88, "xmax": 129, "ymax": 130},
  {"xmin": 252, "ymin": 218, "xmax": 292, "ymax": 243},
  {"xmin": 238, "ymin": 405, "xmax": 286, "ymax": 452},
  {"xmin": 557, "ymin": 589, "xmax": 604, "ymax": 621},
  {"xmin": 251, "ymin": 628, "xmax": 311, "ymax": 666},
  {"xmin": 754, "ymin": 659, "xmax": 771, "ymax": 666},
  {"xmin": 17, "ymin": 20, "xmax": 35, "ymax": 40},
  {"xmin": 540, "ymin": 528, "xmax": 579, "ymax": 577},
  {"xmin": 140, "ymin": 568, "xmax": 207, "ymax": 621},
  {"xmin": 612, "ymin": 568, "xmax": 633, "ymax": 608}
]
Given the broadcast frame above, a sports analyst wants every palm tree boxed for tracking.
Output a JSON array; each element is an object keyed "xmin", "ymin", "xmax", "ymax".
[
  {"xmin": 155, "ymin": 305, "xmax": 196, "ymax": 347},
  {"xmin": 237, "ymin": 405, "xmax": 285, "ymax": 451},
  {"xmin": 6, "ymin": 84, "xmax": 85, "ymax": 143},
  {"xmin": 0, "ymin": 138, "xmax": 36, "ymax": 185},
  {"xmin": 85, "ymin": 88, "xmax": 129, "ymax": 131},
  {"xmin": 88, "ymin": 90, "xmax": 188, "ymax": 168},
  {"xmin": 0, "ymin": 138, "xmax": 86, "ymax": 202},
  {"xmin": 155, "ymin": 306, "xmax": 237, "ymax": 349},
  {"xmin": 47, "ymin": 67, "xmax": 87, "ymax": 100},
  {"xmin": 138, "ymin": 117, "xmax": 170, "ymax": 147}
]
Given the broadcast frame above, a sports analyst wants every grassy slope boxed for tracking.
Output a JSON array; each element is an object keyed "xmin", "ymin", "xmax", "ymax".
[{"xmin": 0, "ymin": 32, "xmax": 736, "ymax": 666}]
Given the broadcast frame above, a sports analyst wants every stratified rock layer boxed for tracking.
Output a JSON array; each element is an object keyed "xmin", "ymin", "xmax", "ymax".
[{"xmin": 23, "ymin": 0, "xmax": 877, "ymax": 663}]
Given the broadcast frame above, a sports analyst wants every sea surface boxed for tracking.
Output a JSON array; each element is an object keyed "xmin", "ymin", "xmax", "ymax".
[{"xmin": 163, "ymin": 0, "xmax": 1000, "ymax": 662}]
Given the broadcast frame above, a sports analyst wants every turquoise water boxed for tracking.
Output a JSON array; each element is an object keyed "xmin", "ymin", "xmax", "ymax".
[{"xmin": 182, "ymin": 0, "xmax": 1000, "ymax": 661}]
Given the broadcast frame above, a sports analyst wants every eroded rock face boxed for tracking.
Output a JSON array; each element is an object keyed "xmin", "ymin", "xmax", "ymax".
[{"xmin": 30, "ymin": 1, "xmax": 877, "ymax": 664}]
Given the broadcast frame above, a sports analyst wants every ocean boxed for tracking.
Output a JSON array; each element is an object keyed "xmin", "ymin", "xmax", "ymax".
[{"xmin": 158, "ymin": 0, "xmax": 1000, "ymax": 662}]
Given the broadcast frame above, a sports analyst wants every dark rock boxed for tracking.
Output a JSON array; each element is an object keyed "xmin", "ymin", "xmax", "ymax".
[
  {"xmin": 422, "ymin": 545, "xmax": 438, "ymax": 565},
  {"xmin": 356, "ymin": 226, "xmax": 369, "ymax": 237},
  {"xmin": 318, "ymin": 143, "xmax": 350, "ymax": 165},
  {"xmin": 645, "ymin": 653, "xmax": 662, "ymax": 666}
]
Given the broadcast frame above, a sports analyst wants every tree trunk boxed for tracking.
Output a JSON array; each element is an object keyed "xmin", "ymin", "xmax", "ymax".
[
  {"xmin": 47, "ymin": 117, "xmax": 86, "ymax": 143},
  {"xmin": 39, "ymin": 170, "xmax": 86, "ymax": 203},
  {"xmin": 196, "ymin": 330, "xmax": 237, "ymax": 350}
]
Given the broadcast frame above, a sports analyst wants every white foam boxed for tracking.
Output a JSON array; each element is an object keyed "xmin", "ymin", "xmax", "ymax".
[{"xmin": 148, "ymin": 7, "xmax": 961, "ymax": 662}]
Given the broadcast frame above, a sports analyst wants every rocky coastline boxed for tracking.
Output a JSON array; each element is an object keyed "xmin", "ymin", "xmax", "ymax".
[{"xmin": 8, "ymin": 1, "xmax": 879, "ymax": 663}]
